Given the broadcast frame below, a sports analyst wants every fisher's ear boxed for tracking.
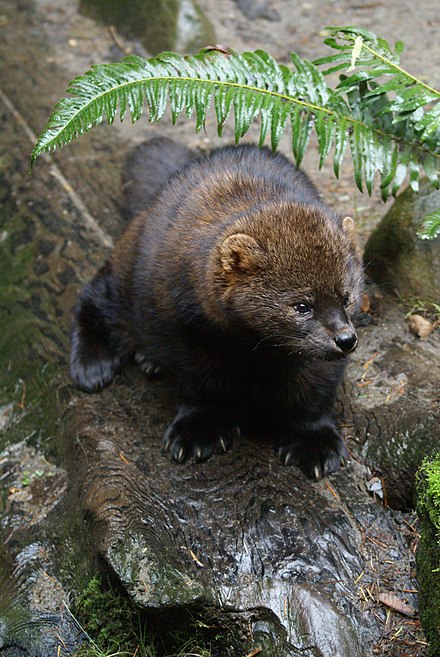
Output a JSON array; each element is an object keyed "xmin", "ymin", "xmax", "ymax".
[
  {"xmin": 341, "ymin": 216, "xmax": 362, "ymax": 257},
  {"xmin": 342, "ymin": 216, "xmax": 355, "ymax": 236},
  {"xmin": 220, "ymin": 233, "xmax": 267, "ymax": 274}
]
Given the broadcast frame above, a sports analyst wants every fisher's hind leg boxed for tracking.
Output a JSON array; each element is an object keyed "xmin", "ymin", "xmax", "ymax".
[{"xmin": 70, "ymin": 262, "xmax": 121, "ymax": 392}]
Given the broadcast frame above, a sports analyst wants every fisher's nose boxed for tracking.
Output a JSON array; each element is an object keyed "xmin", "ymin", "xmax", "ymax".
[{"xmin": 334, "ymin": 330, "xmax": 358, "ymax": 353}]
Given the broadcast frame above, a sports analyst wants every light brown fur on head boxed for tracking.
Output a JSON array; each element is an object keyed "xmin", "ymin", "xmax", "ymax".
[
  {"xmin": 220, "ymin": 233, "xmax": 267, "ymax": 275},
  {"xmin": 206, "ymin": 203, "xmax": 363, "ymax": 358}
]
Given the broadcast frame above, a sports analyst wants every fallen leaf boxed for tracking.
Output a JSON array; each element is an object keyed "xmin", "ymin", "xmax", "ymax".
[
  {"xmin": 377, "ymin": 592, "xmax": 416, "ymax": 617},
  {"xmin": 360, "ymin": 292, "xmax": 371, "ymax": 313}
]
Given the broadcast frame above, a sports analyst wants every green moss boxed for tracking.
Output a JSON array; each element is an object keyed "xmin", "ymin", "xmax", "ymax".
[
  {"xmin": 72, "ymin": 577, "xmax": 223, "ymax": 657},
  {"xmin": 0, "ymin": 186, "xmax": 68, "ymax": 456},
  {"xmin": 73, "ymin": 576, "xmax": 289, "ymax": 657},
  {"xmin": 422, "ymin": 456, "xmax": 440, "ymax": 540},
  {"xmin": 73, "ymin": 577, "xmax": 153, "ymax": 656},
  {"xmin": 416, "ymin": 455, "xmax": 440, "ymax": 657},
  {"xmin": 0, "ymin": 189, "xmax": 70, "ymax": 620}
]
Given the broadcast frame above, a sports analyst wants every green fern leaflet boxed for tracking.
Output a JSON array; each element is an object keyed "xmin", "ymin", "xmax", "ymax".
[{"xmin": 417, "ymin": 210, "xmax": 440, "ymax": 240}]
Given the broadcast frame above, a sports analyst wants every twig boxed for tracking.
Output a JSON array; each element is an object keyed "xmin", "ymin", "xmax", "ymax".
[
  {"xmin": 0, "ymin": 86, "xmax": 113, "ymax": 248},
  {"xmin": 119, "ymin": 451, "xmax": 129, "ymax": 465},
  {"xmin": 325, "ymin": 481, "xmax": 340, "ymax": 500},
  {"xmin": 189, "ymin": 550, "xmax": 204, "ymax": 568},
  {"xmin": 366, "ymin": 535, "xmax": 388, "ymax": 550},
  {"xmin": 108, "ymin": 25, "xmax": 133, "ymax": 55},
  {"xmin": 245, "ymin": 647, "xmax": 263, "ymax": 657}
]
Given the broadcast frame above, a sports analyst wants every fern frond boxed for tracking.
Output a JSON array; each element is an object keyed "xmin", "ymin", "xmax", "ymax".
[
  {"xmin": 315, "ymin": 27, "xmax": 440, "ymax": 196},
  {"xmin": 417, "ymin": 211, "xmax": 440, "ymax": 240},
  {"xmin": 32, "ymin": 38, "xmax": 440, "ymax": 215}
]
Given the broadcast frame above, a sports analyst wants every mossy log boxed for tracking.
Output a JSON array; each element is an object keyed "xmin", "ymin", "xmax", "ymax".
[
  {"xmin": 416, "ymin": 455, "xmax": 440, "ymax": 657},
  {"xmin": 2, "ymin": 105, "xmax": 438, "ymax": 657}
]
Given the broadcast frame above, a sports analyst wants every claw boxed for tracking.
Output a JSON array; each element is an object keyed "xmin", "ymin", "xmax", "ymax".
[
  {"xmin": 195, "ymin": 447, "xmax": 202, "ymax": 461},
  {"xmin": 284, "ymin": 452, "xmax": 292, "ymax": 466},
  {"xmin": 220, "ymin": 437, "xmax": 227, "ymax": 452},
  {"xmin": 314, "ymin": 465, "xmax": 321, "ymax": 481},
  {"xmin": 176, "ymin": 446, "xmax": 185, "ymax": 462}
]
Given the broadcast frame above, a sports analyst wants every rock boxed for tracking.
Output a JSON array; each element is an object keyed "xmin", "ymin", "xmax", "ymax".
[
  {"xmin": 79, "ymin": 0, "xmax": 216, "ymax": 55},
  {"xmin": 416, "ymin": 454, "xmax": 440, "ymax": 656},
  {"xmin": 408, "ymin": 314, "xmax": 435, "ymax": 338},
  {"xmin": 232, "ymin": 0, "xmax": 281, "ymax": 21},
  {"xmin": 363, "ymin": 179, "xmax": 440, "ymax": 303}
]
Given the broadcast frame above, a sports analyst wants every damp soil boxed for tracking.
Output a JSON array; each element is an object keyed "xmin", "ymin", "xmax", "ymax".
[{"xmin": 0, "ymin": 0, "xmax": 439, "ymax": 656}]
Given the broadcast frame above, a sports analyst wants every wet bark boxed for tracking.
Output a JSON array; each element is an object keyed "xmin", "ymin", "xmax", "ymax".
[{"xmin": 340, "ymin": 307, "xmax": 440, "ymax": 510}]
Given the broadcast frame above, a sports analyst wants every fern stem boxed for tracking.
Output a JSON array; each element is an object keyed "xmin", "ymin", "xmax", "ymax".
[
  {"xmin": 364, "ymin": 43, "xmax": 440, "ymax": 96},
  {"xmin": 343, "ymin": 34, "xmax": 440, "ymax": 97}
]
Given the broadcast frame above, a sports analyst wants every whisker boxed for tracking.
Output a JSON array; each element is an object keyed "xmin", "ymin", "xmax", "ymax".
[
  {"xmin": 252, "ymin": 335, "xmax": 274, "ymax": 350},
  {"xmin": 363, "ymin": 283, "xmax": 381, "ymax": 294}
]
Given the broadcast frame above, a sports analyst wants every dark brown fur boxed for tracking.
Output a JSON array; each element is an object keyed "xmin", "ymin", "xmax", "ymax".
[{"xmin": 71, "ymin": 138, "xmax": 363, "ymax": 479}]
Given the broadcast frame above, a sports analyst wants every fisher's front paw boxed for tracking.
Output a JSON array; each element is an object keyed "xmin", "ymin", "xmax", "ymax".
[
  {"xmin": 163, "ymin": 407, "xmax": 240, "ymax": 463},
  {"xmin": 134, "ymin": 351, "xmax": 164, "ymax": 378},
  {"xmin": 275, "ymin": 423, "xmax": 348, "ymax": 480}
]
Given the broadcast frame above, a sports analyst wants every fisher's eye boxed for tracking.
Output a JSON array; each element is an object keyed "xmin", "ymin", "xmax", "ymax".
[
  {"xmin": 294, "ymin": 302, "xmax": 312, "ymax": 314},
  {"xmin": 343, "ymin": 295, "xmax": 350, "ymax": 308}
]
